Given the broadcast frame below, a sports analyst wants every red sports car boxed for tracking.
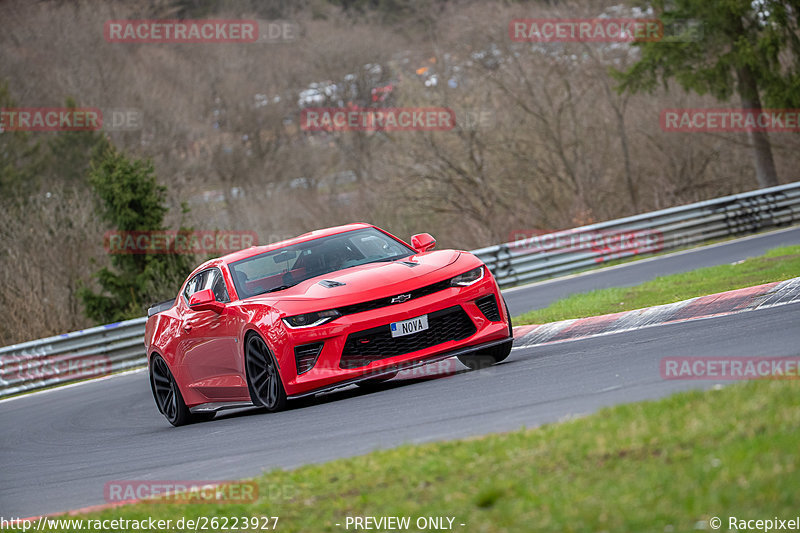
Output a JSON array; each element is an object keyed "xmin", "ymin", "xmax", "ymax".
[{"xmin": 145, "ymin": 223, "xmax": 513, "ymax": 426}]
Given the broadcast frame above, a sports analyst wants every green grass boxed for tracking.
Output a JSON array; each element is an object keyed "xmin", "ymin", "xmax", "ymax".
[
  {"xmin": 39, "ymin": 379, "xmax": 800, "ymax": 532},
  {"xmin": 515, "ymin": 245, "xmax": 800, "ymax": 325}
]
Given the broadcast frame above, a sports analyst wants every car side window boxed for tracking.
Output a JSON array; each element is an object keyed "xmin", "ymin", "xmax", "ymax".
[
  {"xmin": 183, "ymin": 268, "xmax": 230, "ymax": 304},
  {"xmin": 183, "ymin": 271, "xmax": 206, "ymax": 303},
  {"xmin": 208, "ymin": 269, "xmax": 230, "ymax": 303}
]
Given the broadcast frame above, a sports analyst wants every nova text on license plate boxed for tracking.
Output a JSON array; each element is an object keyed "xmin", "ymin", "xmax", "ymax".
[{"xmin": 390, "ymin": 315, "xmax": 429, "ymax": 338}]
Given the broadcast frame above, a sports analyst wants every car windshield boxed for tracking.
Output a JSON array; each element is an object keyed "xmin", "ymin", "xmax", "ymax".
[{"xmin": 228, "ymin": 227, "xmax": 415, "ymax": 299}]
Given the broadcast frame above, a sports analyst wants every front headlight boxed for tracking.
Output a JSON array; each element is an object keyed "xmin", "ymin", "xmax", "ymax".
[
  {"xmin": 282, "ymin": 309, "xmax": 341, "ymax": 328},
  {"xmin": 450, "ymin": 266, "xmax": 485, "ymax": 287}
]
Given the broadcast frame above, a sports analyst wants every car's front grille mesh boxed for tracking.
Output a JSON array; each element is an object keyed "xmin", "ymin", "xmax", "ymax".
[
  {"xmin": 339, "ymin": 306, "xmax": 476, "ymax": 369},
  {"xmin": 337, "ymin": 279, "xmax": 453, "ymax": 316},
  {"xmin": 476, "ymin": 294, "xmax": 501, "ymax": 321}
]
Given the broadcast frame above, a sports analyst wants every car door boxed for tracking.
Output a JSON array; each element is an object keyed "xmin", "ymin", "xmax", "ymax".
[{"xmin": 179, "ymin": 268, "xmax": 248, "ymax": 402}]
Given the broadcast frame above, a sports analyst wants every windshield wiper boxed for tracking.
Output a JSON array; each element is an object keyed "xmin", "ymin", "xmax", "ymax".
[
  {"xmin": 254, "ymin": 284, "xmax": 295, "ymax": 296},
  {"xmin": 363, "ymin": 255, "xmax": 409, "ymax": 265}
]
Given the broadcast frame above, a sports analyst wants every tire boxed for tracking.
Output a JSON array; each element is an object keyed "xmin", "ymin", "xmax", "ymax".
[
  {"xmin": 458, "ymin": 297, "xmax": 514, "ymax": 370},
  {"xmin": 150, "ymin": 355, "xmax": 194, "ymax": 427},
  {"xmin": 503, "ymin": 296, "xmax": 513, "ymax": 335},
  {"xmin": 457, "ymin": 339, "xmax": 512, "ymax": 370},
  {"xmin": 245, "ymin": 333, "xmax": 287, "ymax": 412},
  {"xmin": 355, "ymin": 371, "xmax": 398, "ymax": 388}
]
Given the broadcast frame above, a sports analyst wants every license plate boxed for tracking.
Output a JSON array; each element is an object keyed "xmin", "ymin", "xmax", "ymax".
[{"xmin": 390, "ymin": 315, "xmax": 429, "ymax": 338}]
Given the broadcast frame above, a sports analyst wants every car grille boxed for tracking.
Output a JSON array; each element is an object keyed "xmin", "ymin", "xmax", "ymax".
[
  {"xmin": 339, "ymin": 306, "xmax": 476, "ymax": 369},
  {"xmin": 337, "ymin": 279, "xmax": 452, "ymax": 316},
  {"xmin": 476, "ymin": 294, "xmax": 501, "ymax": 321}
]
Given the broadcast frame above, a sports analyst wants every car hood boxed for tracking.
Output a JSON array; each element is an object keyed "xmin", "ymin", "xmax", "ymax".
[{"xmin": 247, "ymin": 250, "xmax": 464, "ymax": 309}]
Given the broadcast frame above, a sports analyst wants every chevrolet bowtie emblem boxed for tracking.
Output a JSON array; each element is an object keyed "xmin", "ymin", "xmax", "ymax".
[{"xmin": 390, "ymin": 293, "xmax": 412, "ymax": 304}]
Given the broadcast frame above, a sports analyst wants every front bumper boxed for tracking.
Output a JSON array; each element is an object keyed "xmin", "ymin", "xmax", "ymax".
[
  {"xmin": 286, "ymin": 336, "xmax": 511, "ymax": 399},
  {"xmin": 274, "ymin": 274, "xmax": 511, "ymax": 397}
]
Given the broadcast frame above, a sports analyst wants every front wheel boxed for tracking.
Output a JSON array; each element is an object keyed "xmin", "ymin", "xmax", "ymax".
[
  {"xmin": 457, "ymin": 339, "xmax": 512, "ymax": 370},
  {"xmin": 245, "ymin": 333, "xmax": 287, "ymax": 412}
]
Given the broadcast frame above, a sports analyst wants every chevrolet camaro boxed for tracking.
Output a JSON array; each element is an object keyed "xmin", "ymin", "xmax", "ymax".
[{"xmin": 145, "ymin": 223, "xmax": 513, "ymax": 426}]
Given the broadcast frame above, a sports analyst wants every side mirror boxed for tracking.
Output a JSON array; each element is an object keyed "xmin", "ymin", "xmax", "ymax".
[
  {"xmin": 189, "ymin": 288, "xmax": 225, "ymax": 313},
  {"xmin": 411, "ymin": 233, "xmax": 436, "ymax": 253}
]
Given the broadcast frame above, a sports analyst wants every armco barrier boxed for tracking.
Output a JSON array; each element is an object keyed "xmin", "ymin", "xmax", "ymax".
[
  {"xmin": 473, "ymin": 182, "xmax": 800, "ymax": 287},
  {"xmin": 0, "ymin": 317, "xmax": 147, "ymax": 397},
  {"xmin": 1, "ymin": 182, "xmax": 799, "ymax": 398}
]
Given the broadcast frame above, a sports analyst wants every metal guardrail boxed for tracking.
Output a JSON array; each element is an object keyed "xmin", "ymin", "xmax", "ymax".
[
  {"xmin": 1, "ymin": 182, "xmax": 799, "ymax": 398},
  {"xmin": 473, "ymin": 182, "xmax": 800, "ymax": 288},
  {"xmin": 0, "ymin": 317, "xmax": 147, "ymax": 398}
]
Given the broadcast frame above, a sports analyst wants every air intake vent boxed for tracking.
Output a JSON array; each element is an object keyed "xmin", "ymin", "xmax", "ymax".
[
  {"xmin": 294, "ymin": 342, "xmax": 324, "ymax": 374},
  {"xmin": 319, "ymin": 280, "xmax": 346, "ymax": 288},
  {"xmin": 476, "ymin": 295, "xmax": 501, "ymax": 321}
]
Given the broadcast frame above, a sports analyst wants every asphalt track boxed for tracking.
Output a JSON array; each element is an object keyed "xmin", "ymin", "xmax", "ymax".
[
  {"xmin": 505, "ymin": 226, "xmax": 800, "ymax": 316},
  {"xmin": 2, "ymin": 300, "xmax": 799, "ymax": 518}
]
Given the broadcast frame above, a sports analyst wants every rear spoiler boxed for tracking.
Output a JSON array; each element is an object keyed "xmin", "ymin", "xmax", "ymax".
[{"xmin": 148, "ymin": 298, "xmax": 176, "ymax": 317}]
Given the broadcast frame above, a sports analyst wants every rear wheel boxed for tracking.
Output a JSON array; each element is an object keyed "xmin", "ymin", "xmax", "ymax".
[
  {"xmin": 150, "ymin": 355, "xmax": 194, "ymax": 427},
  {"xmin": 245, "ymin": 333, "xmax": 287, "ymax": 412}
]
